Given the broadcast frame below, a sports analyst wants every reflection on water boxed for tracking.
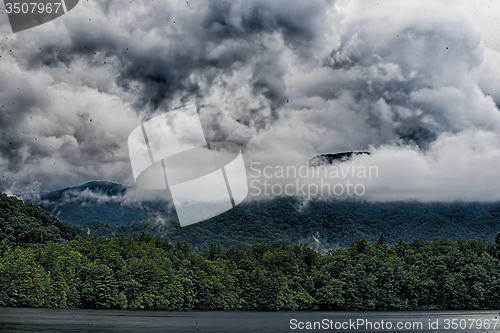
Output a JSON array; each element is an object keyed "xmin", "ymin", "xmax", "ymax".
[{"xmin": 0, "ymin": 308, "xmax": 499, "ymax": 333}]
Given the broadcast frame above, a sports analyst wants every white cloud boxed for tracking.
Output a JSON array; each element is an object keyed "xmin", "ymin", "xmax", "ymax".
[{"xmin": 1, "ymin": 0, "xmax": 500, "ymax": 202}]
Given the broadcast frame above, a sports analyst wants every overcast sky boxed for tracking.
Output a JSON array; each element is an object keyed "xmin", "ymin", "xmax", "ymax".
[{"xmin": 1, "ymin": 0, "xmax": 500, "ymax": 201}]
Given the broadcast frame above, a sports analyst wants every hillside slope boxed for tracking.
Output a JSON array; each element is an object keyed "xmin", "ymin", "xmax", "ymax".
[
  {"xmin": 13, "ymin": 181, "xmax": 500, "ymax": 251},
  {"xmin": 0, "ymin": 193, "xmax": 87, "ymax": 243},
  {"xmin": 19, "ymin": 181, "xmax": 149, "ymax": 227},
  {"xmin": 82, "ymin": 197, "xmax": 500, "ymax": 251}
]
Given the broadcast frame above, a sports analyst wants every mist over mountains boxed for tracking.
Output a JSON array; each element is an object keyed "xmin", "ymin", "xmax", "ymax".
[
  {"xmin": 19, "ymin": 181, "xmax": 154, "ymax": 227},
  {"xmin": 14, "ymin": 180, "xmax": 500, "ymax": 251},
  {"xmin": 1, "ymin": 1, "xmax": 500, "ymax": 202}
]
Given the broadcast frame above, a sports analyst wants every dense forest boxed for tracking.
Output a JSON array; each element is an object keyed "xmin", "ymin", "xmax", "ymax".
[
  {"xmin": 20, "ymin": 182, "xmax": 500, "ymax": 250},
  {"xmin": 0, "ymin": 193, "xmax": 87, "ymax": 244},
  {"xmin": 1, "ymin": 234, "xmax": 500, "ymax": 310},
  {"xmin": 2, "ymin": 191, "xmax": 500, "ymax": 310},
  {"xmin": 81, "ymin": 197, "xmax": 500, "ymax": 251}
]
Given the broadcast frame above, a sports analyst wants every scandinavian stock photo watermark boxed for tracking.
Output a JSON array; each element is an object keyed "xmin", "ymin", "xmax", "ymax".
[
  {"xmin": 127, "ymin": 104, "xmax": 378, "ymax": 226},
  {"xmin": 128, "ymin": 104, "xmax": 249, "ymax": 227},
  {"xmin": 289, "ymin": 316, "xmax": 499, "ymax": 331},
  {"xmin": 248, "ymin": 162, "xmax": 379, "ymax": 199}
]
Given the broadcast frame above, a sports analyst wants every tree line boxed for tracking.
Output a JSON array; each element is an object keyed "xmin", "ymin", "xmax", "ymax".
[{"xmin": 1, "ymin": 233, "xmax": 500, "ymax": 310}]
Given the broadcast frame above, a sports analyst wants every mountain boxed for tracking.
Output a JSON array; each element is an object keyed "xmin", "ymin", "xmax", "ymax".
[
  {"xmin": 18, "ymin": 181, "xmax": 150, "ymax": 227},
  {"xmin": 309, "ymin": 151, "xmax": 370, "ymax": 166},
  {"xmin": 0, "ymin": 192, "xmax": 86, "ymax": 243},
  {"xmin": 16, "ymin": 181, "xmax": 500, "ymax": 252},
  {"xmin": 39, "ymin": 181, "xmax": 128, "ymax": 201},
  {"xmin": 82, "ymin": 196, "xmax": 500, "ymax": 252}
]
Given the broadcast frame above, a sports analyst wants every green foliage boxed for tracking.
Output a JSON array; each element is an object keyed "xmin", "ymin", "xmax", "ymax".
[
  {"xmin": 2, "ymin": 193, "xmax": 500, "ymax": 310},
  {"xmin": 80, "ymin": 260, "xmax": 119, "ymax": 308},
  {"xmin": 1, "ymin": 236, "xmax": 500, "ymax": 310},
  {"xmin": 0, "ymin": 193, "xmax": 87, "ymax": 244},
  {"xmin": 81, "ymin": 197, "xmax": 500, "ymax": 251}
]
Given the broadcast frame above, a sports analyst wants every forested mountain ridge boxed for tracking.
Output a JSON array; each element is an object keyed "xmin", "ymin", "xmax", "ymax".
[
  {"xmin": 83, "ymin": 197, "xmax": 500, "ymax": 251},
  {"xmin": 9, "ymin": 181, "xmax": 500, "ymax": 252},
  {"xmin": 18, "ymin": 181, "xmax": 149, "ymax": 227},
  {"xmin": 5, "ymin": 184, "xmax": 500, "ymax": 251},
  {"xmin": 0, "ymin": 193, "xmax": 87, "ymax": 243}
]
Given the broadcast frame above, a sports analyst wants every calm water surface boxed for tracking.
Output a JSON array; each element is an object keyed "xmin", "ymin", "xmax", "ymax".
[{"xmin": 0, "ymin": 308, "xmax": 499, "ymax": 333}]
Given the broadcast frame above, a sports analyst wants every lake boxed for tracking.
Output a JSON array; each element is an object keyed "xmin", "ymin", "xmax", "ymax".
[{"xmin": 0, "ymin": 308, "xmax": 499, "ymax": 332}]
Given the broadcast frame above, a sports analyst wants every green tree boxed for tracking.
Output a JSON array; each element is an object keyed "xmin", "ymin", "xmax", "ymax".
[{"xmin": 80, "ymin": 261, "xmax": 119, "ymax": 308}]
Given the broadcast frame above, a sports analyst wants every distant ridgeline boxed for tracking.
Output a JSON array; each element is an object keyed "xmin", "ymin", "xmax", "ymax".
[
  {"xmin": 2, "ymin": 190, "xmax": 500, "ymax": 310},
  {"xmin": 82, "ymin": 197, "xmax": 500, "ymax": 251},
  {"xmin": 11, "ymin": 180, "xmax": 500, "ymax": 251},
  {"xmin": 18, "ymin": 181, "xmax": 151, "ymax": 227},
  {"xmin": 309, "ymin": 151, "xmax": 370, "ymax": 166}
]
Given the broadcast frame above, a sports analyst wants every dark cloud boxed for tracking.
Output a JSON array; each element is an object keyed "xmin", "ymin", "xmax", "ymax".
[{"xmin": 0, "ymin": 0, "xmax": 500, "ymax": 201}]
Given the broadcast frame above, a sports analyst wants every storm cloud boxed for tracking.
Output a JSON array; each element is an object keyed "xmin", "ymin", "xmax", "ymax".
[{"xmin": 1, "ymin": 0, "xmax": 500, "ymax": 201}]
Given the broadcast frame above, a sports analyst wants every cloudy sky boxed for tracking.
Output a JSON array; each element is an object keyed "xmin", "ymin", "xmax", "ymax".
[{"xmin": 1, "ymin": 0, "xmax": 500, "ymax": 201}]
